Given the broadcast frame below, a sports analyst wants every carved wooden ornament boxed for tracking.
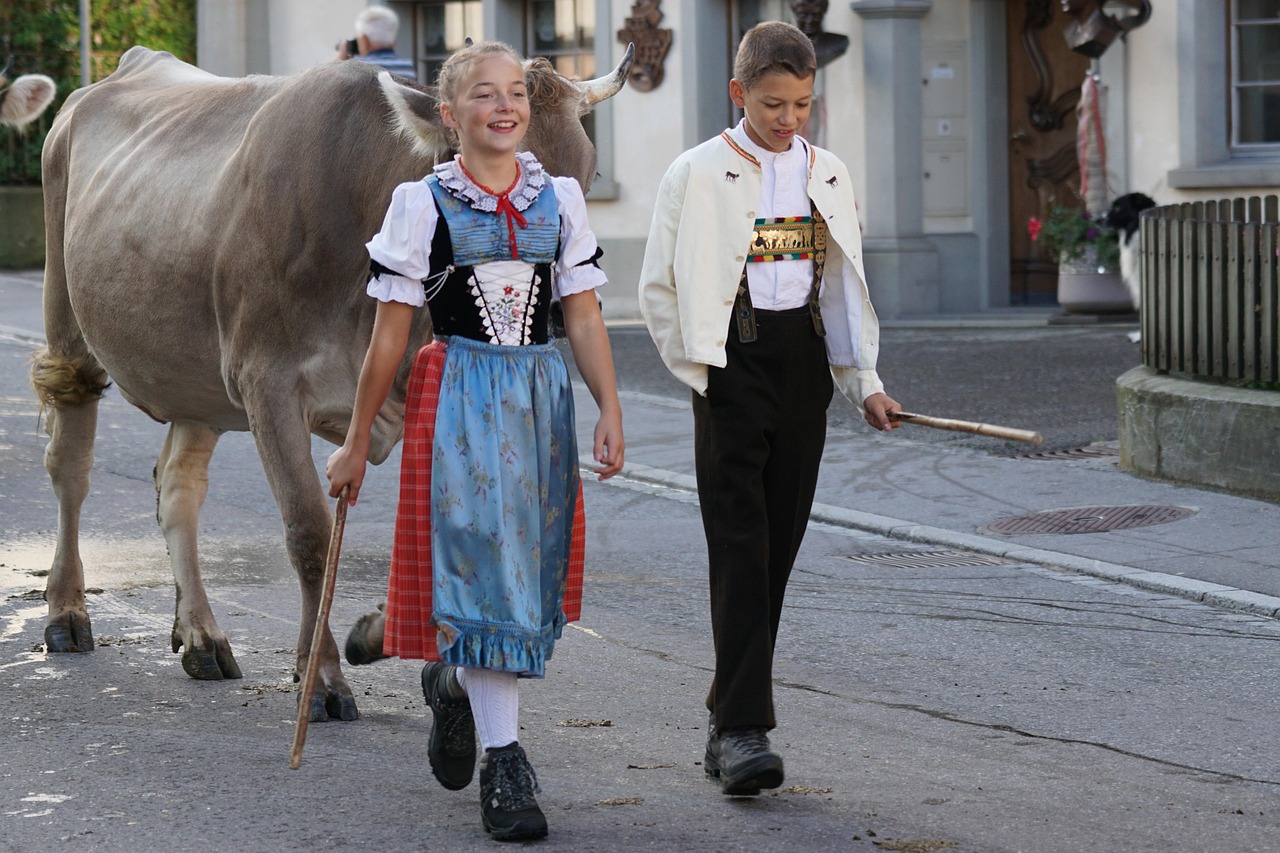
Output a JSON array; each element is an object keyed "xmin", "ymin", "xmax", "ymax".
[{"xmin": 616, "ymin": 1, "xmax": 672, "ymax": 92}]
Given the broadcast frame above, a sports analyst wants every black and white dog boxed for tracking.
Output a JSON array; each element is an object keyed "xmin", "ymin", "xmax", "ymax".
[{"xmin": 1100, "ymin": 192, "xmax": 1157, "ymax": 310}]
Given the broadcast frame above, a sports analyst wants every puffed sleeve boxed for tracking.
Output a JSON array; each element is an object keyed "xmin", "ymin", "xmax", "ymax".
[
  {"xmin": 364, "ymin": 180, "xmax": 439, "ymax": 306},
  {"xmin": 550, "ymin": 176, "xmax": 608, "ymax": 298}
]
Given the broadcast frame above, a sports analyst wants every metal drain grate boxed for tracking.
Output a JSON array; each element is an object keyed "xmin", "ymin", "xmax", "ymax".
[
  {"xmin": 984, "ymin": 504, "xmax": 1196, "ymax": 535},
  {"xmin": 843, "ymin": 550, "xmax": 1010, "ymax": 569},
  {"xmin": 1013, "ymin": 444, "xmax": 1120, "ymax": 461}
]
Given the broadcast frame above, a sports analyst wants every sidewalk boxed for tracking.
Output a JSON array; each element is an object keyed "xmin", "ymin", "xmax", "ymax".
[
  {"xmin": 6, "ymin": 268, "xmax": 1279, "ymax": 619},
  {"xmin": 598, "ymin": 385, "xmax": 1280, "ymax": 619}
]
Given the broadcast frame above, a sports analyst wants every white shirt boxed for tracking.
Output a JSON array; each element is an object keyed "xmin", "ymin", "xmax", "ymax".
[
  {"xmin": 364, "ymin": 153, "xmax": 607, "ymax": 307},
  {"xmin": 729, "ymin": 120, "xmax": 814, "ymax": 311}
]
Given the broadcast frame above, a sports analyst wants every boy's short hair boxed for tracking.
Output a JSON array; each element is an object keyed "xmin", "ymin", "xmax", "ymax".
[{"xmin": 733, "ymin": 21, "xmax": 818, "ymax": 90}]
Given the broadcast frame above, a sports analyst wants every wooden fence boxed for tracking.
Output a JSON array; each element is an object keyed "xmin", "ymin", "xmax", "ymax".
[{"xmin": 1140, "ymin": 195, "xmax": 1279, "ymax": 384}]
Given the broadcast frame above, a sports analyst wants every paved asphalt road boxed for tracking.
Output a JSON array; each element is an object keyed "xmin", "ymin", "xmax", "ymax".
[{"xmin": 6, "ymin": 279, "xmax": 1280, "ymax": 852}]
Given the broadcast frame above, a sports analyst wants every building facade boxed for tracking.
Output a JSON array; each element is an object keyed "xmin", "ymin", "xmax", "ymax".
[{"xmin": 195, "ymin": 1, "xmax": 1280, "ymax": 319}]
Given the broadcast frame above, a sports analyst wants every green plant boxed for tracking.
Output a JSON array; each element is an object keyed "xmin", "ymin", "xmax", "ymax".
[
  {"xmin": 1, "ymin": 1, "xmax": 195, "ymax": 185},
  {"xmin": 1028, "ymin": 204, "xmax": 1120, "ymax": 271},
  {"xmin": 0, "ymin": 3, "xmax": 78, "ymax": 184}
]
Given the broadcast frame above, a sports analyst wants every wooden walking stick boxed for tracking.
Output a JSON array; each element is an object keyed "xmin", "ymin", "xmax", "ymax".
[
  {"xmin": 888, "ymin": 411, "xmax": 1044, "ymax": 445},
  {"xmin": 289, "ymin": 486, "xmax": 350, "ymax": 769}
]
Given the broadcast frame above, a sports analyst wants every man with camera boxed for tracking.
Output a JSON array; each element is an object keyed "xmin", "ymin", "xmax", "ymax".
[{"xmin": 336, "ymin": 7, "xmax": 417, "ymax": 80}]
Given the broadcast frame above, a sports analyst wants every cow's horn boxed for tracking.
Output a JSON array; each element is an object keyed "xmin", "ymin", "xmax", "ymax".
[{"xmin": 579, "ymin": 42, "xmax": 634, "ymax": 105}]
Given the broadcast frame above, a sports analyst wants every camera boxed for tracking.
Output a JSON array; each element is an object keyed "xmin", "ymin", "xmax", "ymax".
[{"xmin": 336, "ymin": 37, "xmax": 358, "ymax": 57}]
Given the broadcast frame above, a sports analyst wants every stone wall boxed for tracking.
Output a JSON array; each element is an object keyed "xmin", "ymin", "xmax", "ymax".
[{"xmin": 1118, "ymin": 366, "xmax": 1280, "ymax": 503}]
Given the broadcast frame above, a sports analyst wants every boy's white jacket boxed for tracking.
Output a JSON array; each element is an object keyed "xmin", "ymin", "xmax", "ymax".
[{"xmin": 638, "ymin": 133, "xmax": 884, "ymax": 412}]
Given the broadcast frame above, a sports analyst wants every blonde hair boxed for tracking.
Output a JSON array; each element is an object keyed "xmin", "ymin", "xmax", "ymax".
[
  {"xmin": 435, "ymin": 41, "xmax": 525, "ymax": 105},
  {"xmin": 733, "ymin": 21, "xmax": 817, "ymax": 90}
]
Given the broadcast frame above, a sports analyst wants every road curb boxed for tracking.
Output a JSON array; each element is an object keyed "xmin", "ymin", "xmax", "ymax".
[{"xmin": 602, "ymin": 458, "xmax": 1280, "ymax": 620}]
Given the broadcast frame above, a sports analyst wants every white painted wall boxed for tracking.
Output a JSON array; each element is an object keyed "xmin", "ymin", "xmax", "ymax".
[
  {"xmin": 816, "ymin": 4, "xmax": 867, "ymax": 231},
  {"xmin": 1124, "ymin": 7, "xmax": 1181, "ymax": 203},
  {"xmin": 585, "ymin": 0, "xmax": 686, "ymax": 238},
  {"xmin": 196, "ymin": 0, "xmax": 1276, "ymax": 316},
  {"xmin": 268, "ymin": 1, "xmax": 366, "ymax": 75}
]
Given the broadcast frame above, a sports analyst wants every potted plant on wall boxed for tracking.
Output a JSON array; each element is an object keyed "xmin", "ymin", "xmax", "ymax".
[{"xmin": 1028, "ymin": 203, "xmax": 1133, "ymax": 315}]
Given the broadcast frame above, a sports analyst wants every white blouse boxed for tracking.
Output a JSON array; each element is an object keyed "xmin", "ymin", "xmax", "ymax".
[{"xmin": 365, "ymin": 152, "xmax": 608, "ymax": 308}]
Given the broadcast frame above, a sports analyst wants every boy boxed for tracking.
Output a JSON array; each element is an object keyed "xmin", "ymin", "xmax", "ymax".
[{"xmin": 638, "ymin": 21, "xmax": 900, "ymax": 796}]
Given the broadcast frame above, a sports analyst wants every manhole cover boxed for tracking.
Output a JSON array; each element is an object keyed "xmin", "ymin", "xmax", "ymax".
[
  {"xmin": 843, "ymin": 550, "xmax": 1009, "ymax": 569},
  {"xmin": 984, "ymin": 505, "xmax": 1196, "ymax": 535}
]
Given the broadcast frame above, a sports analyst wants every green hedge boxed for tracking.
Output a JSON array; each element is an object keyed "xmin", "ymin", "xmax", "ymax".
[{"xmin": 1, "ymin": 1, "xmax": 195, "ymax": 185}]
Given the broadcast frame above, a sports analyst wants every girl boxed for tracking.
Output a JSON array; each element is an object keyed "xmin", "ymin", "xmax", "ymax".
[{"xmin": 326, "ymin": 41, "xmax": 624, "ymax": 842}]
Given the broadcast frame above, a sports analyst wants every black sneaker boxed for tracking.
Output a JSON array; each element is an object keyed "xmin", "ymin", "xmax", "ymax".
[
  {"xmin": 344, "ymin": 605, "xmax": 389, "ymax": 665},
  {"xmin": 704, "ymin": 715, "xmax": 784, "ymax": 795},
  {"xmin": 420, "ymin": 662, "xmax": 476, "ymax": 790},
  {"xmin": 479, "ymin": 742, "xmax": 548, "ymax": 842}
]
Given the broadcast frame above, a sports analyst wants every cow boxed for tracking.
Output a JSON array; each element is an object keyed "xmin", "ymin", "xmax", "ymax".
[
  {"xmin": 0, "ymin": 58, "xmax": 57, "ymax": 129},
  {"xmin": 31, "ymin": 44, "xmax": 631, "ymax": 722}
]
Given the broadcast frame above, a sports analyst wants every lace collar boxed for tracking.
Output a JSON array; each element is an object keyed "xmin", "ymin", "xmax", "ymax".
[{"xmin": 433, "ymin": 151, "xmax": 547, "ymax": 213}]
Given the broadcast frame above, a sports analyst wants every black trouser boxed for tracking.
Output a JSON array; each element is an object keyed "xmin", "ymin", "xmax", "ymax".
[{"xmin": 693, "ymin": 307, "xmax": 834, "ymax": 731}]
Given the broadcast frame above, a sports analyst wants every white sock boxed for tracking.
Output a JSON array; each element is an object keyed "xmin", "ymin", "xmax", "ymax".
[{"xmin": 456, "ymin": 667, "xmax": 519, "ymax": 751}]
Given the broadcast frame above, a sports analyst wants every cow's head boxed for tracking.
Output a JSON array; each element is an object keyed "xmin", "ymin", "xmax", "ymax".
[
  {"xmin": 0, "ymin": 57, "xmax": 57, "ymax": 130},
  {"xmin": 376, "ymin": 43, "xmax": 634, "ymax": 193}
]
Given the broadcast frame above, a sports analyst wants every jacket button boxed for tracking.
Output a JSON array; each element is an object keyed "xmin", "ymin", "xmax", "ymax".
[
  {"xmin": 747, "ymin": 211, "xmax": 755, "ymax": 218},
  {"xmin": 724, "ymin": 298, "xmax": 733, "ymax": 306},
  {"xmin": 715, "ymin": 339, "xmax": 725, "ymax": 347}
]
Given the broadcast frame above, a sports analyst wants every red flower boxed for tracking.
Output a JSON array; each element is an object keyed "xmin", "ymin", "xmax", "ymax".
[{"xmin": 1027, "ymin": 216, "xmax": 1043, "ymax": 241}]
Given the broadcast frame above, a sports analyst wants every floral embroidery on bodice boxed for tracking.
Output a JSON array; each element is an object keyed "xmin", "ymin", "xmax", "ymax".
[{"xmin": 470, "ymin": 260, "xmax": 541, "ymax": 346}]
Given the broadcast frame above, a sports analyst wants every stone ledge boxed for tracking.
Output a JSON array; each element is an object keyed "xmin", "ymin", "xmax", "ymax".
[
  {"xmin": 0, "ymin": 186, "xmax": 45, "ymax": 270},
  {"xmin": 1117, "ymin": 366, "xmax": 1280, "ymax": 503}
]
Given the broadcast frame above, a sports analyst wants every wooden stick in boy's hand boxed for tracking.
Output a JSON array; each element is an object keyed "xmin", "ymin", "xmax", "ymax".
[
  {"xmin": 289, "ymin": 485, "xmax": 349, "ymax": 769},
  {"xmin": 888, "ymin": 411, "xmax": 1044, "ymax": 445}
]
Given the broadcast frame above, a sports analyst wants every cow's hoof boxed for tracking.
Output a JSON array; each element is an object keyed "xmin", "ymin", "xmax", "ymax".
[
  {"xmin": 177, "ymin": 634, "xmax": 244, "ymax": 680},
  {"xmin": 301, "ymin": 686, "xmax": 360, "ymax": 722},
  {"xmin": 45, "ymin": 612, "xmax": 94, "ymax": 653},
  {"xmin": 344, "ymin": 607, "xmax": 389, "ymax": 666}
]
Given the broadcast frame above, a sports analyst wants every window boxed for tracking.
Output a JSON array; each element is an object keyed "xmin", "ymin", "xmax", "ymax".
[
  {"xmin": 1170, "ymin": 1, "xmax": 1280, "ymax": 188},
  {"xmin": 403, "ymin": 0, "xmax": 619, "ymax": 196},
  {"xmin": 526, "ymin": 0, "xmax": 595, "ymax": 77},
  {"xmin": 526, "ymin": 1, "xmax": 596, "ymax": 142},
  {"xmin": 413, "ymin": 0, "xmax": 483, "ymax": 85},
  {"xmin": 1232, "ymin": 0, "xmax": 1280, "ymax": 151}
]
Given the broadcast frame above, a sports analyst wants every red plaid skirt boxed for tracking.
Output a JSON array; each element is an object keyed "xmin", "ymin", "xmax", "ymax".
[{"xmin": 382, "ymin": 340, "xmax": 585, "ymax": 660}]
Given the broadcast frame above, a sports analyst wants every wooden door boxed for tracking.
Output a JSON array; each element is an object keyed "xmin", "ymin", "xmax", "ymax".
[{"xmin": 1006, "ymin": 0, "xmax": 1093, "ymax": 305}]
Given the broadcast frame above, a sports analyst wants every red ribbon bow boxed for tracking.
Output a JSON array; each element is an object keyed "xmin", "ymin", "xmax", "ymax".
[{"xmin": 459, "ymin": 160, "xmax": 528, "ymax": 259}]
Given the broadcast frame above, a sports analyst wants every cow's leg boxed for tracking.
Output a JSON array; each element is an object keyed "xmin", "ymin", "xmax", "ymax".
[
  {"xmin": 155, "ymin": 421, "xmax": 242, "ymax": 679},
  {"xmin": 246, "ymin": 400, "xmax": 358, "ymax": 722},
  {"xmin": 32, "ymin": 182, "xmax": 109, "ymax": 653},
  {"xmin": 36, "ymin": 397, "xmax": 101, "ymax": 653}
]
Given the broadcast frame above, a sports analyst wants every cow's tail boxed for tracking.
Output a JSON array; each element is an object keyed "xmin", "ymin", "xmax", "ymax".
[{"xmin": 30, "ymin": 350, "xmax": 110, "ymax": 413}]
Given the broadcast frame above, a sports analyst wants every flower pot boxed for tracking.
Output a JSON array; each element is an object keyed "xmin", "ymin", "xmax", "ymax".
[
  {"xmin": 0, "ymin": 185, "xmax": 46, "ymax": 269},
  {"xmin": 1057, "ymin": 247, "xmax": 1133, "ymax": 315}
]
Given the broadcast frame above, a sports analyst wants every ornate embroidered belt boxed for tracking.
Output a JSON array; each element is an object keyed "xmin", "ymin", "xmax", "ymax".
[
  {"xmin": 735, "ymin": 209, "xmax": 828, "ymax": 343},
  {"xmin": 747, "ymin": 216, "xmax": 816, "ymax": 262}
]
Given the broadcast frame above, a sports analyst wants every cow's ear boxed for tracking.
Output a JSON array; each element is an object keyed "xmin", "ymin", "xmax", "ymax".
[
  {"xmin": 0, "ymin": 74, "xmax": 57, "ymax": 130},
  {"xmin": 376, "ymin": 72, "xmax": 452, "ymax": 162}
]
